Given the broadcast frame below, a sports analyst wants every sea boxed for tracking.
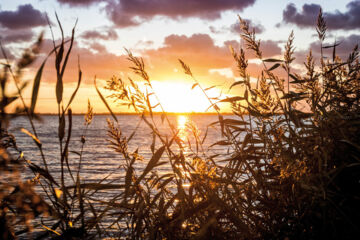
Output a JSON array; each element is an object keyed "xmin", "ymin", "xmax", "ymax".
[
  {"xmin": 7, "ymin": 114, "xmax": 236, "ymax": 237},
  {"xmin": 9, "ymin": 114, "xmax": 228, "ymax": 186}
]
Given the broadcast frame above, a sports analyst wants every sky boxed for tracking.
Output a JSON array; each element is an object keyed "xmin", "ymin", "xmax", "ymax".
[{"xmin": 0, "ymin": 0, "xmax": 359, "ymax": 113}]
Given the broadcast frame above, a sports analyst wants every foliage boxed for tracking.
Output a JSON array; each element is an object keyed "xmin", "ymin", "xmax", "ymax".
[{"xmin": 104, "ymin": 10, "xmax": 360, "ymax": 239}]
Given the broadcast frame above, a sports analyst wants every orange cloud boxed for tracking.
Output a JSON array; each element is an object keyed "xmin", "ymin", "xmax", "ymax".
[{"xmin": 31, "ymin": 39, "xmax": 128, "ymax": 85}]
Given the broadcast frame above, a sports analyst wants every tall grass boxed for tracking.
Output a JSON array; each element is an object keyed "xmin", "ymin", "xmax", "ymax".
[{"xmin": 1, "ymin": 9, "xmax": 360, "ymax": 239}]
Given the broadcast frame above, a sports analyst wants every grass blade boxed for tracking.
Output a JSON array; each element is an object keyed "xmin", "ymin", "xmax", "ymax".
[
  {"xmin": 30, "ymin": 60, "xmax": 46, "ymax": 116},
  {"xmin": 136, "ymin": 145, "xmax": 166, "ymax": 184},
  {"xmin": 94, "ymin": 76, "xmax": 118, "ymax": 122}
]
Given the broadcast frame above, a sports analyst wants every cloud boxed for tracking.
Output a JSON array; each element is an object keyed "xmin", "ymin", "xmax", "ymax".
[
  {"xmin": 291, "ymin": 34, "xmax": 359, "ymax": 69},
  {"xmin": 0, "ymin": 46, "xmax": 15, "ymax": 59},
  {"xmin": 25, "ymin": 33, "xmax": 281, "ymax": 93},
  {"xmin": 35, "ymin": 39, "xmax": 128, "ymax": 84},
  {"xmin": 309, "ymin": 34, "xmax": 359, "ymax": 60},
  {"xmin": 80, "ymin": 29, "xmax": 118, "ymax": 40},
  {"xmin": 209, "ymin": 18, "xmax": 264, "ymax": 36},
  {"xmin": 143, "ymin": 34, "xmax": 233, "ymax": 76},
  {"xmin": 230, "ymin": 19, "xmax": 265, "ymax": 34},
  {"xmin": 89, "ymin": 42, "xmax": 107, "ymax": 52},
  {"xmin": 0, "ymin": 4, "xmax": 47, "ymax": 29},
  {"xmin": 56, "ymin": 0, "xmax": 105, "ymax": 6},
  {"xmin": 281, "ymin": 1, "xmax": 360, "ymax": 30},
  {"xmin": 0, "ymin": 28, "xmax": 34, "ymax": 44},
  {"xmin": 105, "ymin": 0, "xmax": 256, "ymax": 27},
  {"xmin": 140, "ymin": 33, "xmax": 282, "ymax": 82},
  {"xmin": 225, "ymin": 39, "xmax": 282, "ymax": 59}
]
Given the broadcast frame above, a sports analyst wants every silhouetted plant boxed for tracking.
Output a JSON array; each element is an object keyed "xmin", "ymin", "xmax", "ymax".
[
  {"xmin": 1, "ymin": 8, "xmax": 359, "ymax": 240},
  {"xmin": 104, "ymin": 9, "xmax": 360, "ymax": 240}
]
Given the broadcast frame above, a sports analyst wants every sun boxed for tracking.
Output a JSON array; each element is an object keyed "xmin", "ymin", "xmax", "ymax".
[{"xmin": 149, "ymin": 80, "xmax": 219, "ymax": 113}]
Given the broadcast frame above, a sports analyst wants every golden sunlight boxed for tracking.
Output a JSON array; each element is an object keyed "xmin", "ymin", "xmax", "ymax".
[
  {"xmin": 150, "ymin": 81, "xmax": 218, "ymax": 113},
  {"xmin": 177, "ymin": 115, "xmax": 188, "ymax": 142},
  {"xmin": 177, "ymin": 115, "xmax": 188, "ymax": 130}
]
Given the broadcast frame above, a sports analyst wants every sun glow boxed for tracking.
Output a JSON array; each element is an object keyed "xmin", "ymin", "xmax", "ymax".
[
  {"xmin": 150, "ymin": 81, "xmax": 218, "ymax": 113},
  {"xmin": 177, "ymin": 115, "xmax": 188, "ymax": 142}
]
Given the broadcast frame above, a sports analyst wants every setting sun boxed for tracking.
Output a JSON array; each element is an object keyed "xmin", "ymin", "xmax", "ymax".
[{"xmin": 150, "ymin": 81, "xmax": 220, "ymax": 113}]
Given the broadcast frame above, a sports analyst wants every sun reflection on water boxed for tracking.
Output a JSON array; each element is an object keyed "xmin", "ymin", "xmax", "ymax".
[
  {"xmin": 176, "ymin": 115, "xmax": 193, "ymax": 188},
  {"xmin": 177, "ymin": 115, "xmax": 188, "ymax": 142}
]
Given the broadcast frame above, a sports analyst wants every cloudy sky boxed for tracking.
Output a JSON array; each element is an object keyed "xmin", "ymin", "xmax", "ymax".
[{"xmin": 1, "ymin": 0, "xmax": 359, "ymax": 113}]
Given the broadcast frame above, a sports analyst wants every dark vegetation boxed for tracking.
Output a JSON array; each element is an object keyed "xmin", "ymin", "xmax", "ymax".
[{"xmin": 1, "ymin": 10, "xmax": 360, "ymax": 239}]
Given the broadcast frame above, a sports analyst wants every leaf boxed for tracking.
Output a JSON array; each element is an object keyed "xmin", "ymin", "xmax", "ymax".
[
  {"xmin": 263, "ymin": 58, "xmax": 284, "ymax": 62},
  {"xmin": 191, "ymin": 83, "xmax": 198, "ymax": 89},
  {"xmin": 0, "ymin": 97, "xmax": 17, "ymax": 109},
  {"xmin": 55, "ymin": 30, "xmax": 64, "ymax": 104},
  {"xmin": 204, "ymin": 85, "xmax": 217, "ymax": 91},
  {"xmin": 241, "ymin": 133, "xmax": 252, "ymax": 150},
  {"xmin": 56, "ymin": 74, "xmax": 63, "ymax": 104},
  {"xmin": 125, "ymin": 166, "xmax": 133, "ymax": 197},
  {"xmin": 65, "ymin": 57, "xmax": 82, "ymax": 111},
  {"xmin": 30, "ymin": 59, "xmax": 46, "ymax": 116},
  {"xmin": 66, "ymin": 183, "xmax": 125, "ymax": 190},
  {"xmin": 248, "ymin": 108, "xmax": 263, "ymax": 117},
  {"xmin": 161, "ymin": 113, "xmax": 165, "ymax": 123},
  {"xmin": 157, "ymin": 176, "xmax": 174, "ymax": 189},
  {"xmin": 210, "ymin": 140, "xmax": 231, "ymax": 147},
  {"xmin": 146, "ymin": 91, "xmax": 153, "ymax": 118},
  {"xmin": 28, "ymin": 162, "xmax": 59, "ymax": 186},
  {"xmin": 63, "ymin": 109, "xmax": 73, "ymax": 180},
  {"xmin": 136, "ymin": 145, "xmax": 166, "ymax": 184},
  {"xmin": 229, "ymin": 81, "xmax": 245, "ymax": 90},
  {"xmin": 94, "ymin": 76, "xmax": 118, "ymax": 122},
  {"xmin": 60, "ymin": 19, "xmax": 77, "ymax": 78},
  {"xmin": 202, "ymin": 126, "xmax": 209, "ymax": 144},
  {"xmin": 219, "ymin": 114, "xmax": 224, "ymax": 136},
  {"xmin": 322, "ymin": 42, "xmax": 340, "ymax": 49},
  {"xmin": 268, "ymin": 63, "xmax": 280, "ymax": 71},
  {"xmin": 218, "ymin": 96, "xmax": 245, "ymax": 103},
  {"xmin": 222, "ymin": 119, "xmax": 248, "ymax": 125},
  {"xmin": 21, "ymin": 128, "xmax": 41, "ymax": 147},
  {"xmin": 55, "ymin": 188, "xmax": 63, "ymax": 199},
  {"xmin": 41, "ymin": 224, "xmax": 61, "ymax": 236},
  {"xmin": 58, "ymin": 114, "xmax": 65, "ymax": 141}
]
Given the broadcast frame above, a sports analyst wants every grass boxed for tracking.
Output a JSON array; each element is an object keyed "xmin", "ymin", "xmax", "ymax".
[{"xmin": 1, "ymin": 9, "xmax": 360, "ymax": 239}]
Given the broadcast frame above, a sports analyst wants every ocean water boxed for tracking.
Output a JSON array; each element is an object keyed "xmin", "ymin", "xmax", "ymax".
[
  {"xmin": 9, "ymin": 114, "xmax": 227, "ymax": 184},
  {"xmin": 8, "ymin": 114, "xmax": 239, "ymax": 237}
]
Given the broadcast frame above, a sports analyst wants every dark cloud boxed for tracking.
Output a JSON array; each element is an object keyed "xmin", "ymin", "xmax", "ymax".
[
  {"xmin": 310, "ymin": 34, "xmax": 359, "ymax": 59},
  {"xmin": 57, "ymin": 0, "xmax": 105, "ymax": 6},
  {"xmin": 224, "ymin": 39, "xmax": 282, "ymax": 58},
  {"xmin": 282, "ymin": 1, "xmax": 360, "ymax": 30},
  {"xmin": 230, "ymin": 19, "xmax": 265, "ymax": 34},
  {"xmin": 293, "ymin": 34, "xmax": 359, "ymax": 67},
  {"xmin": 0, "ymin": 4, "xmax": 47, "ymax": 29},
  {"xmin": 0, "ymin": 29, "xmax": 34, "ymax": 44},
  {"xmin": 89, "ymin": 42, "xmax": 107, "ymax": 52},
  {"xmin": 209, "ymin": 19, "xmax": 264, "ymax": 36},
  {"xmin": 80, "ymin": 29, "xmax": 118, "ymax": 40},
  {"xmin": 105, "ymin": 0, "xmax": 256, "ymax": 27}
]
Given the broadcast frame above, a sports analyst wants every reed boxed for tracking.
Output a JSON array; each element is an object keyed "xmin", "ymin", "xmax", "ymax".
[{"xmin": 0, "ymin": 9, "xmax": 359, "ymax": 239}]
